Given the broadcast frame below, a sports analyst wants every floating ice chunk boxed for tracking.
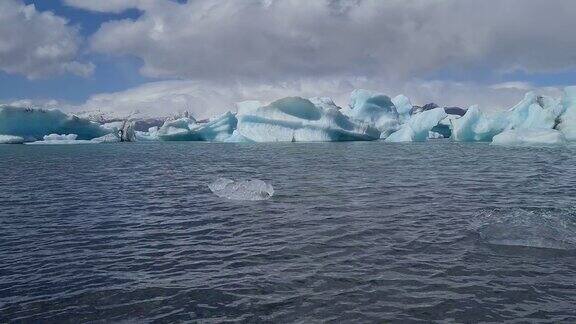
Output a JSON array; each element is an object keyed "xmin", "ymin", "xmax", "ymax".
[
  {"xmin": 451, "ymin": 106, "xmax": 507, "ymax": 142},
  {"xmin": 474, "ymin": 209, "xmax": 576, "ymax": 250},
  {"xmin": 0, "ymin": 134, "xmax": 25, "ymax": 144},
  {"xmin": 491, "ymin": 129, "xmax": 566, "ymax": 146},
  {"xmin": 558, "ymin": 86, "xmax": 576, "ymax": 140},
  {"xmin": 157, "ymin": 112, "xmax": 237, "ymax": 141},
  {"xmin": 208, "ymin": 178, "xmax": 274, "ymax": 201},
  {"xmin": 342, "ymin": 89, "xmax": 400, "ymax": 138},
  {"xmin": 506, "ymin": 92, "xmax": 563, "ymax": 130},
  {"xmin": 135, "ymin": 126, "xmax": 159, "ymax": 141},
  {"xmin": 391, "ymin": 94, "xmax": 412, "ymax": 123},
  {"xmin": 223, "ymin": 129, "xmax": 255, "ymax": 143},
  {"xmin": 236, "ymin": 97, "xmax": 379, "ymax": 142},
  {"xmin": 385, "ymin": 108, "xmax": 447, "ymax": 142},
  {"xmin": 91, "ymin": 132, "xmax": 121, "ymax": 143},
  {"xmin": 0, "ymin": 106, "xmax": 110, "ymax": 140},
  {"xmin": 43, "ymin": 133, "xmax": 77, "ymax": 141}
]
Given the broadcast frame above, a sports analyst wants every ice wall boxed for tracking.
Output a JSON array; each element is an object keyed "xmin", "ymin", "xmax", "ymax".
[
  {"xmin": 385, "ymin": 108, "xmax": 447, "ymax": 142},
  {"xmin": 235, "ymin": 97, "xmax": 380, "ymax": 142},
  {"xmin": 157, "ymin": 111, "xmax": 237, "ymax": 141},
  {"xmin": 0, "ymin": 106, "xmax": 110, "ymax": 141},
  {"xmin": 342, "ymin": 90, "xmax": 400, "ymax": 138}
]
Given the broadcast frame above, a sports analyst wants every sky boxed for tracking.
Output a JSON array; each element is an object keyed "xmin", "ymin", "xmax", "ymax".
[{"xmin": 2, "ymin": 0, "xmax": 576, "ymax": 118}]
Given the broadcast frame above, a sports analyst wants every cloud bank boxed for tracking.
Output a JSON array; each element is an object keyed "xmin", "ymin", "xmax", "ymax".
[{"xmin": 0, "ymin": 0, "xmax": 93, "ymax": 79}]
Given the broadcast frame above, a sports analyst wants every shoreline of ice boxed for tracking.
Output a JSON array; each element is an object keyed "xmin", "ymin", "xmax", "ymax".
[{"xmin": 3, "ymin": 86, "xmax": 576, "ymax": 146}]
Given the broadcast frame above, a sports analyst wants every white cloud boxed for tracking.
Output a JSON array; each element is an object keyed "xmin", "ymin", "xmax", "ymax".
[
  {"xmin": 84, "ymin": 0, "xmax": 576, "ymax": 83},
  {"xmin": 0, "ymin": 0, "xmax": 93, "ymax": 79}
]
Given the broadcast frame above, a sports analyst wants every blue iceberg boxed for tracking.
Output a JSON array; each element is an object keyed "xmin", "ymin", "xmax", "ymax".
[{"xmin": 0, "ymin": 106, "xmax": 110, "ymax": 141}]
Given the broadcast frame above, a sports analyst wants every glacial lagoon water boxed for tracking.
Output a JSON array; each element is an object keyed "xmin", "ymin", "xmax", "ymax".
[{"xmin": 1, "ymin": 141, "xmax": 576, "ymax": 322}]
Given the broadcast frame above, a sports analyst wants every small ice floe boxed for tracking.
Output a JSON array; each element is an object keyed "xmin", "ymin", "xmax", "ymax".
[
  {"xmin": 26, "ymin": 134, "xmax": 93, "ymax": 145},
  {"xmin": 0, "ymin": 134, "xmax": 25, "ymax": 144},
  {"xmin": 473, "ymin": 209, "xmax": 576, "ymax": 250},
  {"xmin": 208, "ymin": 178, "xmax": 274, "ymax": 201}
]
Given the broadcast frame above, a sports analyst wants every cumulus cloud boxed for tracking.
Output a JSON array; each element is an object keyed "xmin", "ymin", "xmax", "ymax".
[
  {"xmin": 57, "ymin": 0, "xmax": 575, "ymax": 117},
  {"xmin": 83, "ymin": 0, "xmax": 576, "ymax": 82},
  {"xmin": 0, "ymin": 0, "xmax": 93, "ymax": 79}
]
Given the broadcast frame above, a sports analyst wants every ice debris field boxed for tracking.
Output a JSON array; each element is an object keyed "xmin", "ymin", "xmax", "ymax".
[{"xmin": 3, "ymin": 87, "xmax": 576, "ymax": 146}]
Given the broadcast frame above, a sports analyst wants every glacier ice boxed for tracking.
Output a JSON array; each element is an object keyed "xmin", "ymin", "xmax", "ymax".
[
  {"xmin": 342, "ymin": 89, "xmax": 400, "ymax": 138},
  {"xmin": 0, "ymin": 106, "xmax": 110, "ymax": 140},
  {"xmin": 506, "ymin": 92, "xmax": 563, "ymax": 130},
  {"xmin": 0, "ymin": 134, "xmax": 25, "ymax": 144},
  {"xmin": 208, "ymin": 178, "xmax": 274, "ymax": 201},
  {"xmin": 385, "ymin": 108, "xmax": 447, "ymax": 142},
  {"xmin": 474, "ymin": 209, "xmax": 576, "ymax": 250},
  {"xmin": 491, "ymin": 129, "xmax": 566, "ymax": 146},
  {"xmin": 235, "ymin": 97, "xmax": 380, "ymax": 142},
  {"xmin": 157, "ymin": 111, "xmax": 237, "ymax": 141},
  {"xmin": 451, "ymin": 106, "xmax": 507, "ymax": 142},
  {"xmin": 5, "ymin": 88, "xmax": 576, "ymax": 145},
  {"xmin": 135, "ymin": 127, "xmax": 159, "ymax": 141},
  {"xmin": 391, "ymin": 94, "xmax": 412, "ymax": 123},
  {"xmin": 43, "ymin": 134, "xmax": 78, "ymax": 141},
  {"xmin": 27, "ymin": 133, "xmax": 95, "ymax": 145},
  {"xmin": 223, "ymin": 129, "xmax": 255, "ymax": 143},
  {"xmin": 558, "ymin": 86, "xmax": 576, "ymax": 140}
]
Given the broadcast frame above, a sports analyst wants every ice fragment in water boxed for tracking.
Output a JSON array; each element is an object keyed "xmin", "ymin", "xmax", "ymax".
[
  {"xmin": 474, "ymin": 209, "xmax": 576, "ymax": 250},
  {"xmin": 209, "ymin": 178, "xmax": 274, "ymax": 201}
]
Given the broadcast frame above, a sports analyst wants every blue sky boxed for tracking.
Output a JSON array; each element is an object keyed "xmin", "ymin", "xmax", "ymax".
[
  {"xmin": 2, "ymin": 0, "xmax": 576, "ymax": 117},
  {"xmin": 1, "ymin": 0, "xmax": 148, "ymax": 103}
]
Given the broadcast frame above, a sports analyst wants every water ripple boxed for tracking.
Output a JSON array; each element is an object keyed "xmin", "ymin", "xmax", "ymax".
[{"xmin": 1, "ymin": 141, "xmax": 576, "ymax": 322}]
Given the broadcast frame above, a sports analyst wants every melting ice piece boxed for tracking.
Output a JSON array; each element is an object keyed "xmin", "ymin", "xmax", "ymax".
[
  {"xmin": 342, "ymin": 89, "xmax": 400, "ymax": 138},
  {"xmin": 451, "ymin": 105, "xmax": 507, "ymax": 142},
  {"xmin": 0, "ymin": 134, "xmax": 25, "ymax": 144},
  {"xmin": 385, "ymin": 108, "xmax": 447, "ymax": 142},
  {"xmin": 558, "ymin": 86, "xmax": 576, "ymax": 140},
  {"xmin": 208, "ymin": 178, "xmax": 274, "ymax": 201},
  {"xmin": 491, "ymin": 129, "xmax": 566, "ymax": 146},
  {"xmin": 43, "ymin": 134, "xmax": 77, "ymax": 141},
  {"xmin": 157, "ymin": 112, "xmax": 237, "ymax": 142},
  {"xmin": 474, "ymin": 209, "xmax": 576, "ymax": 250},
  {"xmin": 236, "ymin": 97, "xmax": 379, "ymax": 142},
  {"xmin": 0, "ymin": 106, "xmax": 109, "ymax": 140},
  {"xmin": 391, "ymin": 94, "xmax": 412, "ymax": 123},
  {"xmin": 27, "ymin": 134, "xmax": 94, "ymax": 145}
]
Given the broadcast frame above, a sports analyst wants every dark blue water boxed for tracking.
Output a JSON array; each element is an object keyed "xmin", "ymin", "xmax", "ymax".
[{"xmin": 1, "ymin": 141, "xmax": 576, "ymax": 323}]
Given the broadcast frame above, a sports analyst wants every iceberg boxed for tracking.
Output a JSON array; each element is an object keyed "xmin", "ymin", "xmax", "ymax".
[
  {"xmin": 235, "ymin": 97, "xmax": 379, "ymax": 142},
  {"xmin": 0, "ymin": 106, "xmax": 110, "ymax": 140},
  {"xmin": 385, "ymin": 108, "xmax": 447, "ymax": 142},
  {"xmin": 558, "ymin": 86, "xmax": 576, "ymax": 140},
  {"xmin": 342, "ymin": 90, "xmax": 400, "ymax": 138},
  {"xmin": 491, "ymin": 129, "xmax": 566, "ymax": 146},
  {"xmin": 0, "ymin": 134, "xmax": 25, "ymax": 144},
  {"xmin": 506, "ymin": 92, "xmax": 563, "ymax": 130},
  {"xmin": 91, "ymin": 133, "xmax": 122, "ymax": 143},
  {"xmin": 223, "ymin": 129, "xmax": 255, "ymax": 143},
  {"xmin": 26, "ymin": 133, "xmax": 95, "ymax": 145},
  {"xmin": 135, "ymin": 127, "xmax": 159, "ymax": 141},
  {"xmin": 208, "ymin": 178, "xmax": 274, "ymax": 201},
  {"xmin": 157, "ymin": 111, "xmax": 237, "ymax": 141},
  {"xmin": 391, "ymin": 95, "xmax": 412, "ymax": 123},
  {"xmin": 451, "ymin": 106, "xmax": 507, "ymax": 142}
]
